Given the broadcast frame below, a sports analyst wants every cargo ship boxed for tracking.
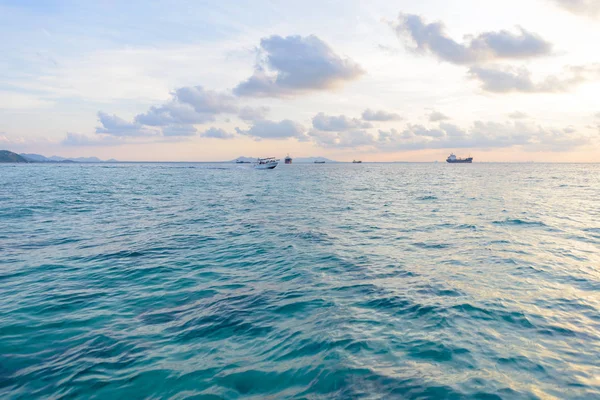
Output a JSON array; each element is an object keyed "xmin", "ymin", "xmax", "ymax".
[
  {"xmin": 446, "ymin": 153, "xmax": 473, "ymax": 163},
  {"xmin": 285, "ymin": 154, "xmax": 292, "ymax": 164}
]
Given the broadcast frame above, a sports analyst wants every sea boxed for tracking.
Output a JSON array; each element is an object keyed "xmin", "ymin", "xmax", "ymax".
[{"xmin": 1, "ymin": 162, "xmax": 599, "ymax": 399}]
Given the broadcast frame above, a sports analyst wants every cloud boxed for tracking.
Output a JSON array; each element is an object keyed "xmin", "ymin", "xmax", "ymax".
[
  {"xmin": 162, "ymin": 124, "xmax": 197, "ymax": 137},
  {"xmin": 238, "ymin": 106, "xmax": 270, "ymax": 121},
  {"xmin": 96, "ymin": 112, "xmax": 158, "ymax": 136},
  {"xmin": 595, "ymin": 112, "xmax": 600, "ymax": 119},
  {"xmin": 312, "ymin": 112, "xmax": 372, "ymax": 131},
  {"xmin": 309, "ymin": 129, "xmax": 375, "ymax": 148},
  {"xmin": 201, "ymin": 127, "xmax": 235, "ymax": 139},
  {"xmin": 378, "ymin": 128, "xmax": 413, "ymax": 142},
  {"xmin": 62, "ymin": 132, "xmax": 124, "ymax": 146},
  {"xmin": 233, "ymin": 35, "xmax": 364, "ymax": 97},
  {"xmin": 551, "ymin": 0, "xmax": 600, "ymax": 17},
  {"xmin": 392, "ymin": 13, "xmax": 552, "ymax": 65},
  {"xmin": 308, "ymin": 119, "xmax": 591, "ymax": 152},
  {"xmin": 468, "ymin": 64, "xmax": 600, "ymax": 93},
  {"xmin": 373, "ymin": 121, "xmax": 590, "ymax": 152},
  {"xmin": 429, "ymin": 111, "xmax": 450, "ymax": 122},
  {"xmin": 135, "ymin": 86, "xmax": 238, "ymax": 126},
  {"xmin": 135, "ymin": 103, "xmax": 214, "ymax": 126},
  {"xmin": 407, "ymin": 124, "xmax": 446, "ymax": 138},
  {"xmin": 509, "ymin": 111, "xmax": 529, "ymax": 119},
  {"xmin": 0, "ymin": 134, "xmax": 55, "ymax": 147},
  {"xmin": 235, "ymin": 119, "xmax": 306, "ymax": 140},
  {"xmin": 174, "ymin": 86, "xmax": 238, "ymax": 113},
  {"xmin": 362, "ymin": 109, "xmax": 402, "ymax": 121}
]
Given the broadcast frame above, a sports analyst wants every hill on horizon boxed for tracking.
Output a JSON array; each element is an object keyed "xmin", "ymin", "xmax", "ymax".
[
  {"xmin": 230, "ymin": 156, "xmax": 337, "ymax": 163},
  {"xmin": 0, "ymin": 150, "xmax": 28, "ymax": 163},
  {"xmin": 20, "ymin": 153, "xmax": 116, "ymax": 163}
]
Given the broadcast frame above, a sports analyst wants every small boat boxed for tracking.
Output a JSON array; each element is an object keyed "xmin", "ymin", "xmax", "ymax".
[
  {"xmin": 254, "ymin": 157, "xmax": 279, "ymax": 169},
  {"xmin": 285, "ymin": 154, "xmax": 292, "ymax": 164},
  {"xmin": 314, "ymin": 160, "xmax": 326, "ymax": 164},
  {"xmin": 352, "ymin": 160, "xmax": 362, "ymax": 163},
  {"xmin": 446, "ymin": 153, "xmax": 473, "ymax": 163},
  {"xmin": 236, "ymin": 160, "xmax": 251, "ymax": 164}
]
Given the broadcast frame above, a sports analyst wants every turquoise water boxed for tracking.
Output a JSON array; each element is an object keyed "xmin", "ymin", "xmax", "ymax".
[{"xmin": 1, "ymin": 163, "xmax": 599, "ymax": 399}]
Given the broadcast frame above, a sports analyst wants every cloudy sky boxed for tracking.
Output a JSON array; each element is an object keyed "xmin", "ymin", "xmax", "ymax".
[{"xmin": 1, "ymin": 0, "xmax": 599, "ymax": 161}]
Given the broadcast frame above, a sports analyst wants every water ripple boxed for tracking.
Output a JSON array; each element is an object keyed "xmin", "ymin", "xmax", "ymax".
[{"xmin": 1, "ymin": 162, "xmax": 599, "ymax": 399}]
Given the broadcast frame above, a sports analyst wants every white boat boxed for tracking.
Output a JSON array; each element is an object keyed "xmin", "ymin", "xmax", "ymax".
[{"xmin": 254, "ymin": 157, "xmax": 279, "ymax": 169}]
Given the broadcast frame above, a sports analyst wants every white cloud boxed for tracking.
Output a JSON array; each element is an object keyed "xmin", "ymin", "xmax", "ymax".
[
  {"xmin": 235, "ymin": 119, "xmax": 307, "ymax": 140},
  {"xmin": 308, "ymin": 119, "xmax": 592, "ymax": 152},
  {"xmin": 509, "ymin": 111, "xmax": 530, "ymax": 119},
  {"xmin": 135, "ymin": 103, "xmax": 215, "ymax": 126},
  {"xmin": 162, "ymin": 124, "xmax": 197, "ymax": 137},
  {"xmin": 312, "ymin": 112, "xmax": 372, "ymax": 131},
  {"xmin": 392, "ymin": 13, "xmax": 552, "ymax": 65},
  {"xmin": 373, "ymin": 121, "xmax": 591, "ymax": 151},
  {"xmin": 201, "ymin": 127, "xmax": 235, "ymax": 139},
  {"xmin": 0, "ymin": 92, "xmax": 54, "ymax": 110},
  {"xmin": 238, "ymin": 106, "xmax": 270, "ymax": 121},
  {"xmin": 95, "ymin": 112, "xmax": 159, "ymax": 136},
  {"xmin": 174, "ymin": 86, "xmax": 238, "ymax": 114},
  {"xmin": 468, "ymin": 64, "xmax": 600, "ymax": 93},
  {"xmin": 62, "ymin": 132, "xmax": 125, "ymax": 146},
  {"xmin": 134, "ymin": 86, "xmax": 238, "ymax": 126},
  {"xmin": 234, "ymin": 35, "xmax": 364, "ymax": 97},
  {"xmin": 362, "ymin": 109, "xmax": 402, "ymax": 121},
  {"xmin": 551, "ymin": 0, "xmax": 600, "ymax": 17},
  {"xmin": 429, "ymin": 111, "xmax": 450, "ymax": 122},
  {"xmin": 309, "ymin": 129, "xmax": 375, "ymax": 148}
]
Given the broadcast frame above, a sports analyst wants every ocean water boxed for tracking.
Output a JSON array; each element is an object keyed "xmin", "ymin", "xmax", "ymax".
[{"xmin": 1, "ymin": 162, "xmax": 599, "ymax": 399}]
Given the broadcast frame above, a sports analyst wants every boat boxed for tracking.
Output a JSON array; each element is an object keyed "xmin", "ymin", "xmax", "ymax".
[
  {"xmin": 254, "ymin": 157, "xmax": 279, "ymax": 169},
  {"xmin": 446, "ymin": 153, "xmax": 473, "ymax": 163},
  {"xmin": 236, "ymin": 159, "xmax": 251, "ymax": 164},
  {"xmin": 314, "ymin": 160, "xmax": 326, "ymax": 164},
  {"xmin": 285, "ymin": 154, "xmax": 292, "ymax": 164},
  {"xmin": 352, "ymin": 160, "xmax": 362, "ymax": 163}
]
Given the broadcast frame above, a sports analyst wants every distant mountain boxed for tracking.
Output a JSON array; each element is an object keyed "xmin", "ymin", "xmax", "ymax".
[
  {"xmin": 0, "ymin": 150, "xmax": 29, "ymax": 163},
  {"xmin": 19, "ymin": 153, "xmax": 115, "ymax": 163},
  {"xmin": 46, "ymin": 155, "xmax": 103, "ymax": 162},
  {"xmin": 230, "ymin": 156, "xmax": 337, "ymax": 163},
  {"xmin": 231, "ymin": 156, "xmax": 256, "ymax": 163},
  {"xmin": 20, "ymin": 153, "xmax": 49, "ymax": 162},
  {"xmin": 71, "ymin": 156, "xmax": 103, "ymax": 162},
  {"xmin": 294, "ymin": 157, "xmax": 337, "ymax": 163}
]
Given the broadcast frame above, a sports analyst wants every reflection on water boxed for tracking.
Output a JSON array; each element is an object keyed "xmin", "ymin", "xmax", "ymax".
[{"xmin": 1, "ymin": 163, "xmax": 599, "ymax": 398}]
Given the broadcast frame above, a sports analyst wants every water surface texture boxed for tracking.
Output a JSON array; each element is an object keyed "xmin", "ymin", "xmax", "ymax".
[{"xmin": 1, "ymin": 163, "xmax": 600, "ymax": 399}]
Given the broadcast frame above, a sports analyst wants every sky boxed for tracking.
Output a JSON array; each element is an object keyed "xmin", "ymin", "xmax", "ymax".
[{"xmin": 0, "ymin": 0, "xmax": 599, "ymax": 162}]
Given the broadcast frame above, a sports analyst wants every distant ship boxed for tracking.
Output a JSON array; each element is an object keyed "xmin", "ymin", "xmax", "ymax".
[
  {"xmin": 314, "ymin": 160, "xmax": 326, "ymax": 164},
  {"xmin": 352, "ymin": 160, "xmax": 362, "ymax": 163},
  {"xmin": 236, "ymin": 159, "xmax": 251, "ymax": 164},
  {"xmin": 446, "ymin": 153, "xmax": 473, "ymax": 163},
  {"xmin": 285, "ymin": 154, "xmax": 292, "ymax": 164}
]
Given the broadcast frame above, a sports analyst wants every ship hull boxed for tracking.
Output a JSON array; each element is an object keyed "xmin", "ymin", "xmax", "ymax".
[
  {"xmin": 447, "ymin": 158, "xmax": 472, "ymax": 163},
  {"xmin": 254, "ymin": 162, "xmax": 278, "ymax": 169}
]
